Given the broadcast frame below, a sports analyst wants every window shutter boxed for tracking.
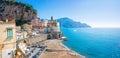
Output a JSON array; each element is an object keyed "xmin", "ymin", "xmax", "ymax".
[{"xmin": 7, "ymin": 29, "xmax": 13, "ymax": 39}]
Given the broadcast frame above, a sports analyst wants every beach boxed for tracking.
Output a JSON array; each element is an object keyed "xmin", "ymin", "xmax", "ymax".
[{"xmin": 39, "ymin": 39, "xmax": 85, "ymax": 58}]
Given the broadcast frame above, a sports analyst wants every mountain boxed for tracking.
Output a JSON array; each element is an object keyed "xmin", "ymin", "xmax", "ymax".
[
  {"xmin": 0, "ymin": 0, "xmax": 37, "ymax": 26},
  {"xmin": 57, "ymin": 17, "xmax": 91, "ymax": 28}
]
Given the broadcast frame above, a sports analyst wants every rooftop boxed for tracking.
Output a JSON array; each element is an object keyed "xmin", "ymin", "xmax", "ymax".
[{"xmin": 0, "ymin": 19, "xmax": 15, "ymax": 24}]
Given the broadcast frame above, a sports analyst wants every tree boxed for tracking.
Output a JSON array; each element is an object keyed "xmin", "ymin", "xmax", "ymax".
[
  {"xmin": 0, "ymin": 0, "xmax": 37, "ymax": 26},
  {"xmin": 2, "ymin": 0, "xmax": 16, "ymax": 2}
]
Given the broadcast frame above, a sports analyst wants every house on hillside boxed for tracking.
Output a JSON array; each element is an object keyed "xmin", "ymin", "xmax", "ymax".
[
  {"xmin": 31, "ymin": 19, "xmax": 45, "ymax": 29},
  {"xmin": 16, "ymin": 31, "xmax": 28, "ymax": 40},
  {"xmin": 0, "ymin": 19, "xmax": 16, "ymax": 58}
]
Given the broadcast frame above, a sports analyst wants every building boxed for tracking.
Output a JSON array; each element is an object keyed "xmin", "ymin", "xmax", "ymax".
[
  {"xmin": 44, "ymin": 19, "xmax": 48, "ymax": 27},
  {"xmin": 54, "ymin": 22, "xmax": 60, "ymax": 32},
  {"xmin": 31, "ymin": 19, "xmax": 45, "ymax": 29},
  {"xmin": 22, "ymin": 24, "xmax": 32, "ymax": 32},
  {"xmin": 47, "ymin": 16, "xmax": 62, "ymax": 39},
  {"xmin": 16, "ymin": 31, "xmax": 28, "ymax": 40},
  {"xmin": 0, "ymin": 19, "xmax": 16, "ymax": 58}
]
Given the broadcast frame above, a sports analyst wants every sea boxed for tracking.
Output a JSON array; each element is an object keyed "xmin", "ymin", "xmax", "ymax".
[{"xmin": 61, "ymin": 28, "xmax": 120, "ymax": 58}]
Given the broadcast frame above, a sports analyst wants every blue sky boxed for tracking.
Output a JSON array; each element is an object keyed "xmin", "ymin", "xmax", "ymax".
[{"xmin": 17, "ymin": 0, "xmax": 120, "ymax": 28}]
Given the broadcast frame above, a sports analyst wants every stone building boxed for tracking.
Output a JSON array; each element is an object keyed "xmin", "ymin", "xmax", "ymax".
[
  {"xmin": 0, "ymin": 19, "xmax": 16, "ymax": 58},
  {"xmin": 47, "ymin": 16, "xmax": 62, "ymax": 39}
]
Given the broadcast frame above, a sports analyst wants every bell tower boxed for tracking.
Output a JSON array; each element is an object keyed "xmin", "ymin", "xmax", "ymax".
[{"xmin": 51, "ymin": 16, "xmax": 53, "ymax": 21}]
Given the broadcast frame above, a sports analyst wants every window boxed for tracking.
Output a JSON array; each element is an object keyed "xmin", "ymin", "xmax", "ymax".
[{"xmin": 7, "ymin": 29, "xmax": 13, "ymax": 39}]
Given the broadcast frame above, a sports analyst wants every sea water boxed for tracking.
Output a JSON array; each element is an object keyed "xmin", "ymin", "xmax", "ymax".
[{"xmin": 61, "ymin": 28, "xmax": 120, "ymax": 58}]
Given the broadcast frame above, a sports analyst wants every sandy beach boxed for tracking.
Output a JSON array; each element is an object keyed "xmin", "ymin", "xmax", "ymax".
[{"xmin": 39, "ymin": 39, "xmax": 85, "ymax": 58}]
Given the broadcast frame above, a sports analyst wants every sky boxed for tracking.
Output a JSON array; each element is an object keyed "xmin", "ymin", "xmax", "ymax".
[{"xmin": 17, "ymin": 0, "xmax": 120, "ymax": 28}]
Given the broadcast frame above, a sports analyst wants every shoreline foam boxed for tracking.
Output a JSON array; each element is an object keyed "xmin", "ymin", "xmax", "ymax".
[
  {"xmin": 61, "ymin": 41, "xmax": 86, "ymax": 58},
  {"xmin": 39, "ymin": 39, "xmax": 86, "ymax": 58}
]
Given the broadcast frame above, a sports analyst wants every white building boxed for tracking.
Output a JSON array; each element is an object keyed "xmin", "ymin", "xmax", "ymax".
[
  {"xmin": 44, "ymin": 20, "xmax": 48, "ymax": 27},
  {"xmin": 16, "ymin": 31, "xmax": 28, "ymax": 40},
  {"xmin": 54, "ymin": 22, "xmax": 60, "ymax": 32}
]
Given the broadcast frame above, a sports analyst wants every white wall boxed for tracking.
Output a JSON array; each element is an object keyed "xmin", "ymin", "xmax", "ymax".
[{"xmin": 2, "ymin": 48, "xmax": 15, "ymax": 58}]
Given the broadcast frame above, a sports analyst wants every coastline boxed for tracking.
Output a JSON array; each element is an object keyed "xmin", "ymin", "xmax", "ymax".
[
  {"xmin": 61, "ymin": 41, "xmax": 86, "ymax": 58},
  {"xmin": 39, "ymin": 39, "xmax": 86, "ymax": 58}
]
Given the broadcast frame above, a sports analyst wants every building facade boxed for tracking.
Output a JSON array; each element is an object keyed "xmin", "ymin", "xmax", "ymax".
[
  {"xmin": 0, "ymin": 19, "xmax": 16, "ymax": 58},
  {"xmin": 47, "ymin": 16, "xmax": 62, "ymax": 39}
]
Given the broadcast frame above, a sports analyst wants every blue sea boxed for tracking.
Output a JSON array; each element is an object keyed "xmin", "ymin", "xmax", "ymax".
[{"xmin": 61, "ymin": 28, "xmax": 120, "ymax": 58}]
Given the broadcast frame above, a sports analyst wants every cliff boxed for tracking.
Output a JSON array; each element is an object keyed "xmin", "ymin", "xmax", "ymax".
[{"xmin": 0, "ymin": 0, "xmax": 37, "ymax": 26}]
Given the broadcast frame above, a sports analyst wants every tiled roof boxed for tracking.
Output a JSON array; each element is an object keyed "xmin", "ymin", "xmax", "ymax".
[
  {"xmin": 0, "ymin": 19, "xmax": 15, "ymax": 23},
  {"xmin": 31, "ymin": 21, "xmax": 45, "ymax": 27}
]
